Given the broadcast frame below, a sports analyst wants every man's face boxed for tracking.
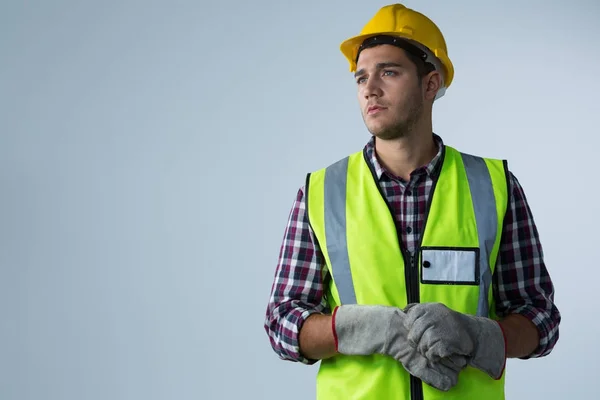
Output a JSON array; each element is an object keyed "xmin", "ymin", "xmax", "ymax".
[{"xmin": 355, "ymin": 44, "xmax": 424, "ymax": 140}]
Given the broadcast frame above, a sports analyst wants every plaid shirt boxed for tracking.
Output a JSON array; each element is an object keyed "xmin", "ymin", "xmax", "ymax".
[{"xmin": 264, "ymin": 134, "xmax": 560, "ymax": 364}]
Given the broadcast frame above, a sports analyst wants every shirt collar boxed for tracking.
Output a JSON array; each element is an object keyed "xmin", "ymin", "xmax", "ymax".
[{"xmin": 365, "ymin": 133, "xmax": 445, "ymax": 181}]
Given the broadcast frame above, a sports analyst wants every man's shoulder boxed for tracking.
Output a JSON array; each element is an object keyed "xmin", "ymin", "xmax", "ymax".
[
  {"xmin": 307, "ymin": 149, "xmax": 365, "ymax": 176},
  {"xmin": 445, "ymin": 144, "xmax": 507, "ymax": 164},
  {"xmin": 444, "ymin": 144, "xmax": 518, "ymax": 194}
]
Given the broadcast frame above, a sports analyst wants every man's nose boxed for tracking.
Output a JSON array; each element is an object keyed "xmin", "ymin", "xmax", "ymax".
[{"xmin": 363, "ymin": 77, "xmax": 383, "ymax": 99}]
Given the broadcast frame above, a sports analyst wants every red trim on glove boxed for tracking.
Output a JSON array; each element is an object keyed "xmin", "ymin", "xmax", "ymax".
[
  {"xmin": 495, "ymin": 321, "xmax": 508, "ymax": 380},
  {"xmin": 332, "ymin": 306, "xmax": 340, "ymax": 352}
]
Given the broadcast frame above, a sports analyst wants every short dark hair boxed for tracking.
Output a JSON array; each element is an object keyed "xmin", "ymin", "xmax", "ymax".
[
  {"xmin": 403, "ymin": 48, "xmax": 436, "ymax": 80},
  {"xmin": 356, "ymin": 35, "xmax": 436, "ymax": 81}
]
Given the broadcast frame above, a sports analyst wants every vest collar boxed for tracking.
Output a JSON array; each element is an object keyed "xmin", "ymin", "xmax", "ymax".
[{"xmin": 365, "ymin": 133, "xmax": 445, "ymax": 182}]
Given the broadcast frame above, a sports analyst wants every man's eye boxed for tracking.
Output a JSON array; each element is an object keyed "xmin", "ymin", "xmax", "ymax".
[
  {"xmin": 356, "ymin": 77, "xmax": 367, "ymax": 84},
  {"xmin": 383, "ymin": 70, "xmax": 396, "ymax": 76}
]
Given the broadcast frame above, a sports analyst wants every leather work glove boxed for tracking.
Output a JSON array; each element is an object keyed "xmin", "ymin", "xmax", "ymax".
[
  {"xmin": 403, "ymin": 302, "xmax": 507, "ymax": 379},
  {"xmin": 333, "ymin": 304, "xmax": 468, "ymax": 391}
]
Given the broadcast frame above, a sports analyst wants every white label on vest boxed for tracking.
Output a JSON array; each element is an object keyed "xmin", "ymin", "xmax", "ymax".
[{"xmin": 420, "ymin": 248, "xmax": 478, "ymax": 284}]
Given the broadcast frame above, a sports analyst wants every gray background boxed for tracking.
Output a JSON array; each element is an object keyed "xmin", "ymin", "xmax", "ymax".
[{"xmin": 1, "ymin": 0, "xmax": 597, "ymax": 399}]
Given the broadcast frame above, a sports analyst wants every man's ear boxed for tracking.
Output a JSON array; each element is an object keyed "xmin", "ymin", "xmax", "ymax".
[{"xmin": 424, "ymin": 71, "xmax": 443, "ymax": 101}]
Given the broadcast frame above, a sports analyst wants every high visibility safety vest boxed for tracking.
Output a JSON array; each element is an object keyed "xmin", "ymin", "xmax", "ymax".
[{"xmin": 305, "ymin": 145, "xmax": 510, "ymax": 400}]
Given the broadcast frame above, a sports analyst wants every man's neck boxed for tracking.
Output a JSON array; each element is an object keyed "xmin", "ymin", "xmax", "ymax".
[{"xmin": 374, "ymin": 132, "xmax": 438, "ymax": 181}]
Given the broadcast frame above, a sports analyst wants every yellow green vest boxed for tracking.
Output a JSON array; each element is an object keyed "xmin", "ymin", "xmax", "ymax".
[{"xmin": 305, "ymin": 145, "xmax": 509, "ymax": 400}]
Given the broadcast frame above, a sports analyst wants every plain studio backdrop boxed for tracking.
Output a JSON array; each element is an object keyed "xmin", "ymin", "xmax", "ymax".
[{"xmin": 1, "ymin": 1, "xmax": 598, "ymax": 399}]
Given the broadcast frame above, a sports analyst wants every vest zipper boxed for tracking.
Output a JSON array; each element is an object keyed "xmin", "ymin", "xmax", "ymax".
[
  {"xmin": 405, "ymin": 251, "xmax": 420, "ymax": 304},
  {"xmin": 403, "ymin": 251, "xmax": 424, "ymax": 400}
]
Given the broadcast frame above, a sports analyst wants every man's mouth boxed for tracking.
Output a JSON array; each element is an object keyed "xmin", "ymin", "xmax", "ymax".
[{"xmin": 367, "ymin": 105, "xmax": 386, "ymax": 115}]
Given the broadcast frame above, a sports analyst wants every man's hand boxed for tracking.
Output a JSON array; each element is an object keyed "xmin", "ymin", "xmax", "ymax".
[
  {"xmin": 334, "ymin": 304, "xmax": 467, "ymax": 391},
  {"xmin": 403, "ymin": 303, "xmax": 506, "ymax": 379}
]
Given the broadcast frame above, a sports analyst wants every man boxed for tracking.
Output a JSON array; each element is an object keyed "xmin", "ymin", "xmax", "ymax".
[{"xmin": 264, "ymin": 4, "xmax": 560, "ymax": 400}]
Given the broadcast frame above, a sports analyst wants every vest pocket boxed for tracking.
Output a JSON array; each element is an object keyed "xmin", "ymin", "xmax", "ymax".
[{"xmin": 419, "ymin": 247, "xmax": 480, "ymax": 285}]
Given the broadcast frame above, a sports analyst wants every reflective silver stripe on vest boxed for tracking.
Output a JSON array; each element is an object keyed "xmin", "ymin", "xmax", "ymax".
[
  {"xmin": 460, "ymin": 153, "xmax": 497, "ymax": 317},
  {"xmin": 323, "ymin": 157, "xmax": 357, "ymax": 305}
]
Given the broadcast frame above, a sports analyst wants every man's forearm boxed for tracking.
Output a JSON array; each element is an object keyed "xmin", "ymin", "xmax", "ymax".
[
  {"xmin": 498, "ymin": 314, "xmax": 540, "ymax": 358},
  {"xmin": 298, "ymin": 313, "xmax": 337, "ymax": 361}
]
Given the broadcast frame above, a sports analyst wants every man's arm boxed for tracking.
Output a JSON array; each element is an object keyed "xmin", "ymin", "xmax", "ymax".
[
  {"xmin": 494, "ymin": 171, "xmax": 561, "ymax": 359},
  {"xmin": 498, "ymin": 314, "xmax": 539, "ymax": 358},
  {"xmin": 298, "ymin": 314, "xmax": 336, "ymax": 360},
  {"xmin": 264, "ymin": 186, "xmax": 331, "ymax": 364}
]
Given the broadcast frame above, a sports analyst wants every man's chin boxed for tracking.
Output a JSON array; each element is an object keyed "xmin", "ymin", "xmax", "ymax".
[
  {"xmin": 366, "ymin": 121, "xmax": 390, "ymax": 136},
  {"xmin": 369, "ymin": 126, "xmax": 407, "ymax": 141}
]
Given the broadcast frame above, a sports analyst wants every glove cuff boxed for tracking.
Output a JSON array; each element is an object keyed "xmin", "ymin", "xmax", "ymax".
[
  {"xmin": 332, "ymin": 304, "xmax": 395, "ymax": 356},
  {"xmin": 494, "ymin": 321, "xmax": 508, "ymax": 380},
  {"xmin": 332, "ymin": 306, "xmax": 341, "ymax": 352},
  {"xmin": 469, "ymin": 317, "xmax": 507, "ymax": 379}
]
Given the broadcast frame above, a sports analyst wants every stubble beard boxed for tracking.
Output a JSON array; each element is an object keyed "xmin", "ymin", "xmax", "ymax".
[{"xmin": 367, "ymin": 94, "xmax": 424, "ymax": 141}]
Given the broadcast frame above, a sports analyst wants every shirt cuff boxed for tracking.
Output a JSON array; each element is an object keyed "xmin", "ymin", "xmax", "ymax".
[{"xmin": 272, "ymin": 307, "xmax": 325, "ymax": 365}]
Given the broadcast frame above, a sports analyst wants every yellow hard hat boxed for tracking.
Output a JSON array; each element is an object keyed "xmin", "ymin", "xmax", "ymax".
[{"xmin": 340, "ymin": 3, "xmax": 454, "ymax": 89}]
